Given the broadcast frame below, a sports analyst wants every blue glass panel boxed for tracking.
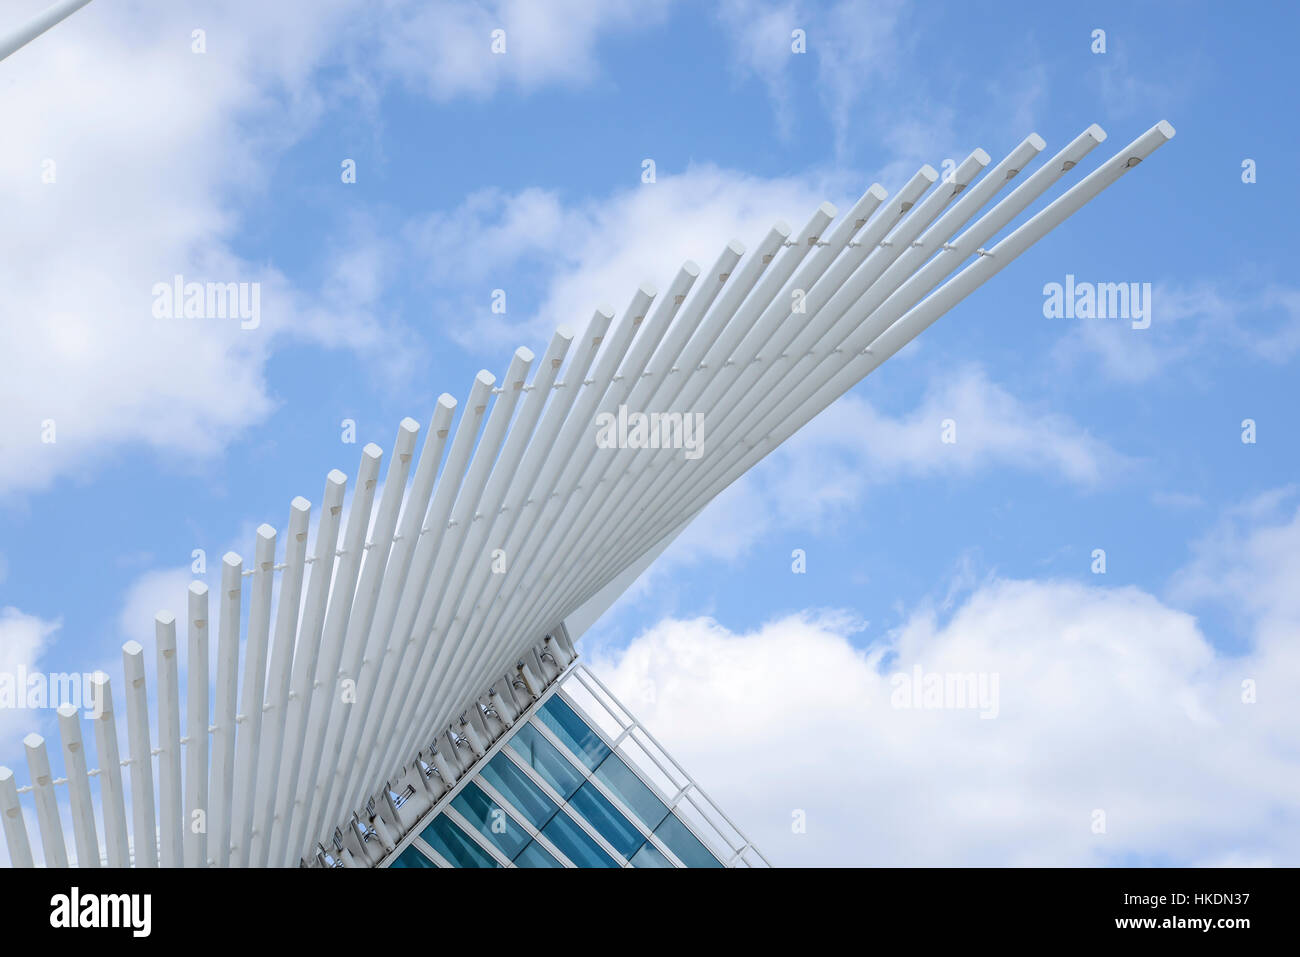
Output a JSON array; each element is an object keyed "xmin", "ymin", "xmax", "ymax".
[
  {"xmin": 593, "ymin": 753, "xmax": 669, "ymax": 831},
  {"xmin": 479, "ymin": 752, "xmax": 558, "ymax": 829},
  {"xmin": 452, "ymin": 783, "xmax": 531, "ymax": 859},
  {"xmin": 537, "ymin": 696, "xmax": 611, "ymax": 771},
  {"xmin": 513, "ymin": 840, "xmax": 563, "ymax": 868},
  {"xmin": 629, "ymin": 840, "xmax": 674, "ymax": 868},
  {"xmin": 541, "ymin": 811, "xmax": 618, "ymax": 868},
  {"xmin": 507, "ymin": 723, "xmax": 584, "ymax": 799},
  {"xmin": 568, "ymin": 782, "xmax": 643, "ymax": 858},
  {"xmin": 653, "ymin": 813, "xmax": 723, "ymax": 868},
  {"xmin": 419, "ymin": 814, "xmax": 500, "ymax": 868},
  {"xmin": 390, "ymin": 844, "xmax": 438, "ymax": 869}
]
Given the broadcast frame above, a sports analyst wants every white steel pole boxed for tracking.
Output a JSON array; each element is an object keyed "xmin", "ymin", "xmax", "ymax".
[
  {"xmin": 586, "ymin": 130, "xmax": 1105, "ymax": 603},
  {"xmin": 342, "ymin": 371, "xmax": 496, "ymax": 822},
  {"xmin": 209, "ymin": 552, "xmax": 243, "ymax": 866},
  {"xmin": 183, "ymin": 581, "xmax": 209, "ymax": 867},
  {"xmin": 153, "ymin": 613, "xmax": 183, "ymax": 866},
  {"xmin": 57, "ymin": 704, "xmax": 100, "ymax": 867},
  {"xmin": 286, "ymin": 444, "xmax": 384, "ymax": 861},
  {"xmin": 308, "ymin": 419, "xmax": 421, "ymax": 848},
  {"xmin": 23, "ymin": 733, "xmax": 67, "ymax": 867},
  {"xmin": 401, "ymin": 293, "xmax": 650, "ymax": 776},
  {"xmin": 266, "ymin": 469, "xmax": 348, "ymax": 866},
  {"xmin": 89, "ymin": 673, "xmax": 130, "ymax": 866},
  {"xmin": 121, "ymin": 641, "xmax": 157, "ymax": 867},
  {"xmin": 573, "ymin": 124, "xmax": 1174, "ymax": 622},
  {"xmin": 230, "ymin": 524, "xmax": 278, "ymax": 865},
  {"xmin": 323, "ymin": 396, "xmax": 457, "ymax": 845},
  {"xmin": 249, "ymin": 496, "xmax": 312, "ymax": 866},
  {"xmin": 371, "ymin": 349, "xmax": 536, "ymax": 800},
  {"xmin": 0, "ymin": 767, "xmax": 34, "ymax": 868},
  {"xmin": 0, "ymin": 0, "xmax": 93, "ymax": 62}
]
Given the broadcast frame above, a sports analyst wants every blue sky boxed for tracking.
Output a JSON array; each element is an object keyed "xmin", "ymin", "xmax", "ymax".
[{"xmin": 1, "ymin": 0, "xmax": 1297, "ymax": 866}]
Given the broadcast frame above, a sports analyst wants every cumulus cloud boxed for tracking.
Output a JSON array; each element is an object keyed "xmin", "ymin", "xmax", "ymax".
[
  {"xmin": 586, "ymin": 494, "xmax": 1300, "ymax": 865},
  {"xmin": 0, "ymin": 0, "xmax": 677, "ymax": 499},
  {"xmin": 668, "ymin": 363, "xmax": 1128, "ymax": 565},
  {"xmin": 1055, "ymin": 279, "xmax": 1300, "ymax": 383},
  {"xmin": 406, "ymin": 165, "xmax": 845, "ymax": 350}
]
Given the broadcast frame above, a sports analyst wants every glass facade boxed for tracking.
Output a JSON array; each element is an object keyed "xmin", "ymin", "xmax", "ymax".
[{"xmin": 385, "ymin": 684, "xmax": 728, "ymax": 869}]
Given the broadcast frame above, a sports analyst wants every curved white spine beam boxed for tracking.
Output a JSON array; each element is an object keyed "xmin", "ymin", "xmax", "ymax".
[
  {"xmin": 0, "ymin": 122, "xmax": 1174, "ymax": 868},
  {"xmin": 56, "ymin": 704, "xmax": 100, "ymax": 868},
  {"xmin": 567, "ymin": 125, "xmax": 1172, "ymax": 622},
  {"xmin": 266, "ymin": 470, "xmax": 348, "ymax": 865},
  {"xmin": 231, "ymin": 523, "xmax": 277, "ymax": 865},
  {"xmin": 23, "ymin": 733, "xmax": 67, "ymax": 867},
  {"xmin": 544, "ymin": 155, "xmax": 995, "ymax": 628},
  {"xmin": 89, "ymin": 673, "xmax": 130, "ymax": 866},
  {"xmin": 154, "ymin": 612, "xmax": 183, "ymax": 867},
  {"xmin": 523, "ymin": 173, "xmax": 935, "ymax": 643},
  {"xmin": 576, "ymin": 130, "xmax": 1103, "ymax": 603},
  {"xmin": 182, "ymin": 581, "xmax": 209, "ymax": 868},
  {"xmin": 513, "ymin": 210, "xmax": 850, "ymax": 646},
  {"xmin": 285, "ymin": 445, "xmax": 384, "ymax": 862},
  {"xmin": 496, "ymin": 224, "xmax": 791, "ymax": 647},
  {"xmin": 557, "ymin": 137, "xmax": 1066, "ymax": 620},
  {"xmin": 249, "ymin": 497, "xmax": 311, "ymax": 865}
]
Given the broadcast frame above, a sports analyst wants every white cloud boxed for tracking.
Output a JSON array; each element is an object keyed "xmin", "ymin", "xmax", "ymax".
[
  {"xmin": 377, "ymin": 0, "xmax": 673, "ymax": 100},
  {"xmin": 716, "ymin": 0, "xmax": 908, "ymax": 156},
  {"xmin": 588, "ymin": 572, "xmax": 1299, "ymax": 865},
  {"xmin": 668, "ymin": 363, "xmax": 1128, "ymax": 565},
  {"xmin": 407, "ymin": 165, "xmax": 843, "ymax": 350},
  {"xmin": 1, "ymin": 0, "xmax": 674, "ymax": 499},
  {"xmin": 1055, "ymin": 279, "xmax": 1300, "ymax": 383},
  {"xmin": 585, "ymin": 489, "xmax": 1300, "ymax": 865},
  {"xmin": 0, "ymin": 607, "xmax": 62, "ymax": 743}
]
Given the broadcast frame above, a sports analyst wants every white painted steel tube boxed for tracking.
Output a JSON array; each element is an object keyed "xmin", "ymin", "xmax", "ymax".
[
  {"xmin": 249, "ymin": 497, "xmax": 311, "ymax": 865},
  {"xmin": 286, "ymin": 445, "xmax": 384, "ymax": 862},
  {"xmin": 0, "ymin": 0, "xmax": 93, "ymax": 62},
  {"xmin": 121, "ymin": 642, "xmax": 157, "ymax": 867},
  {"xmin": 266, "ymin": 470, "xmax": 347, "ymax": 865},
  {"xmin": 341, "ymin": 371, "xmax": 495, "ymax": 833},
  {"xmin": 89, "ymin": 673, "xmax": 130, "ymax": 866},
  {"xmin": 209, "ymin": 553, "xmax": 243, "ymax": 867},
  {"xmin": 57, "ymin": 704, "xmax": 100, "ymax": 867},
  {"xmin": 23, "ymin": 733, "xmax": 67, "ymax": 867},
  {"xmin": 154, "ymin": 612, "xmax": 183, "ymax": 866},
  {"xmin": 182, "ymin": 581, "xmax": 209, "ymax": 867},
  {"xmin": 0, "ymin": 767, "xmax": 34, "ymax": 867},
  {"xmin": 366, "ymin": 350, "xmax": 536, "ymax": 821},
  {"xmin": 580, "ymin": 130, "xmax": 1105, "ymax": 603},
  {"xmin": 308, "ymin": 419, "xmax": 421, "ymax": 853},
  {"xmin": 230, "ymin": 524, "xmax": 277, "ymax": 865},
  {"xmin": 324, "ymin": 394, "xmax": 459, "ymax": 841},
  {"xmin": 569, "ymin": 124, "xmax": 1173, "ymax": 623}
]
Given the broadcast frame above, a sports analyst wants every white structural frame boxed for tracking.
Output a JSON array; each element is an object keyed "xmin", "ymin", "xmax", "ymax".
[{"xmin": 0, "ymin": 120, "xmax": 1174, "ymax": 867}]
